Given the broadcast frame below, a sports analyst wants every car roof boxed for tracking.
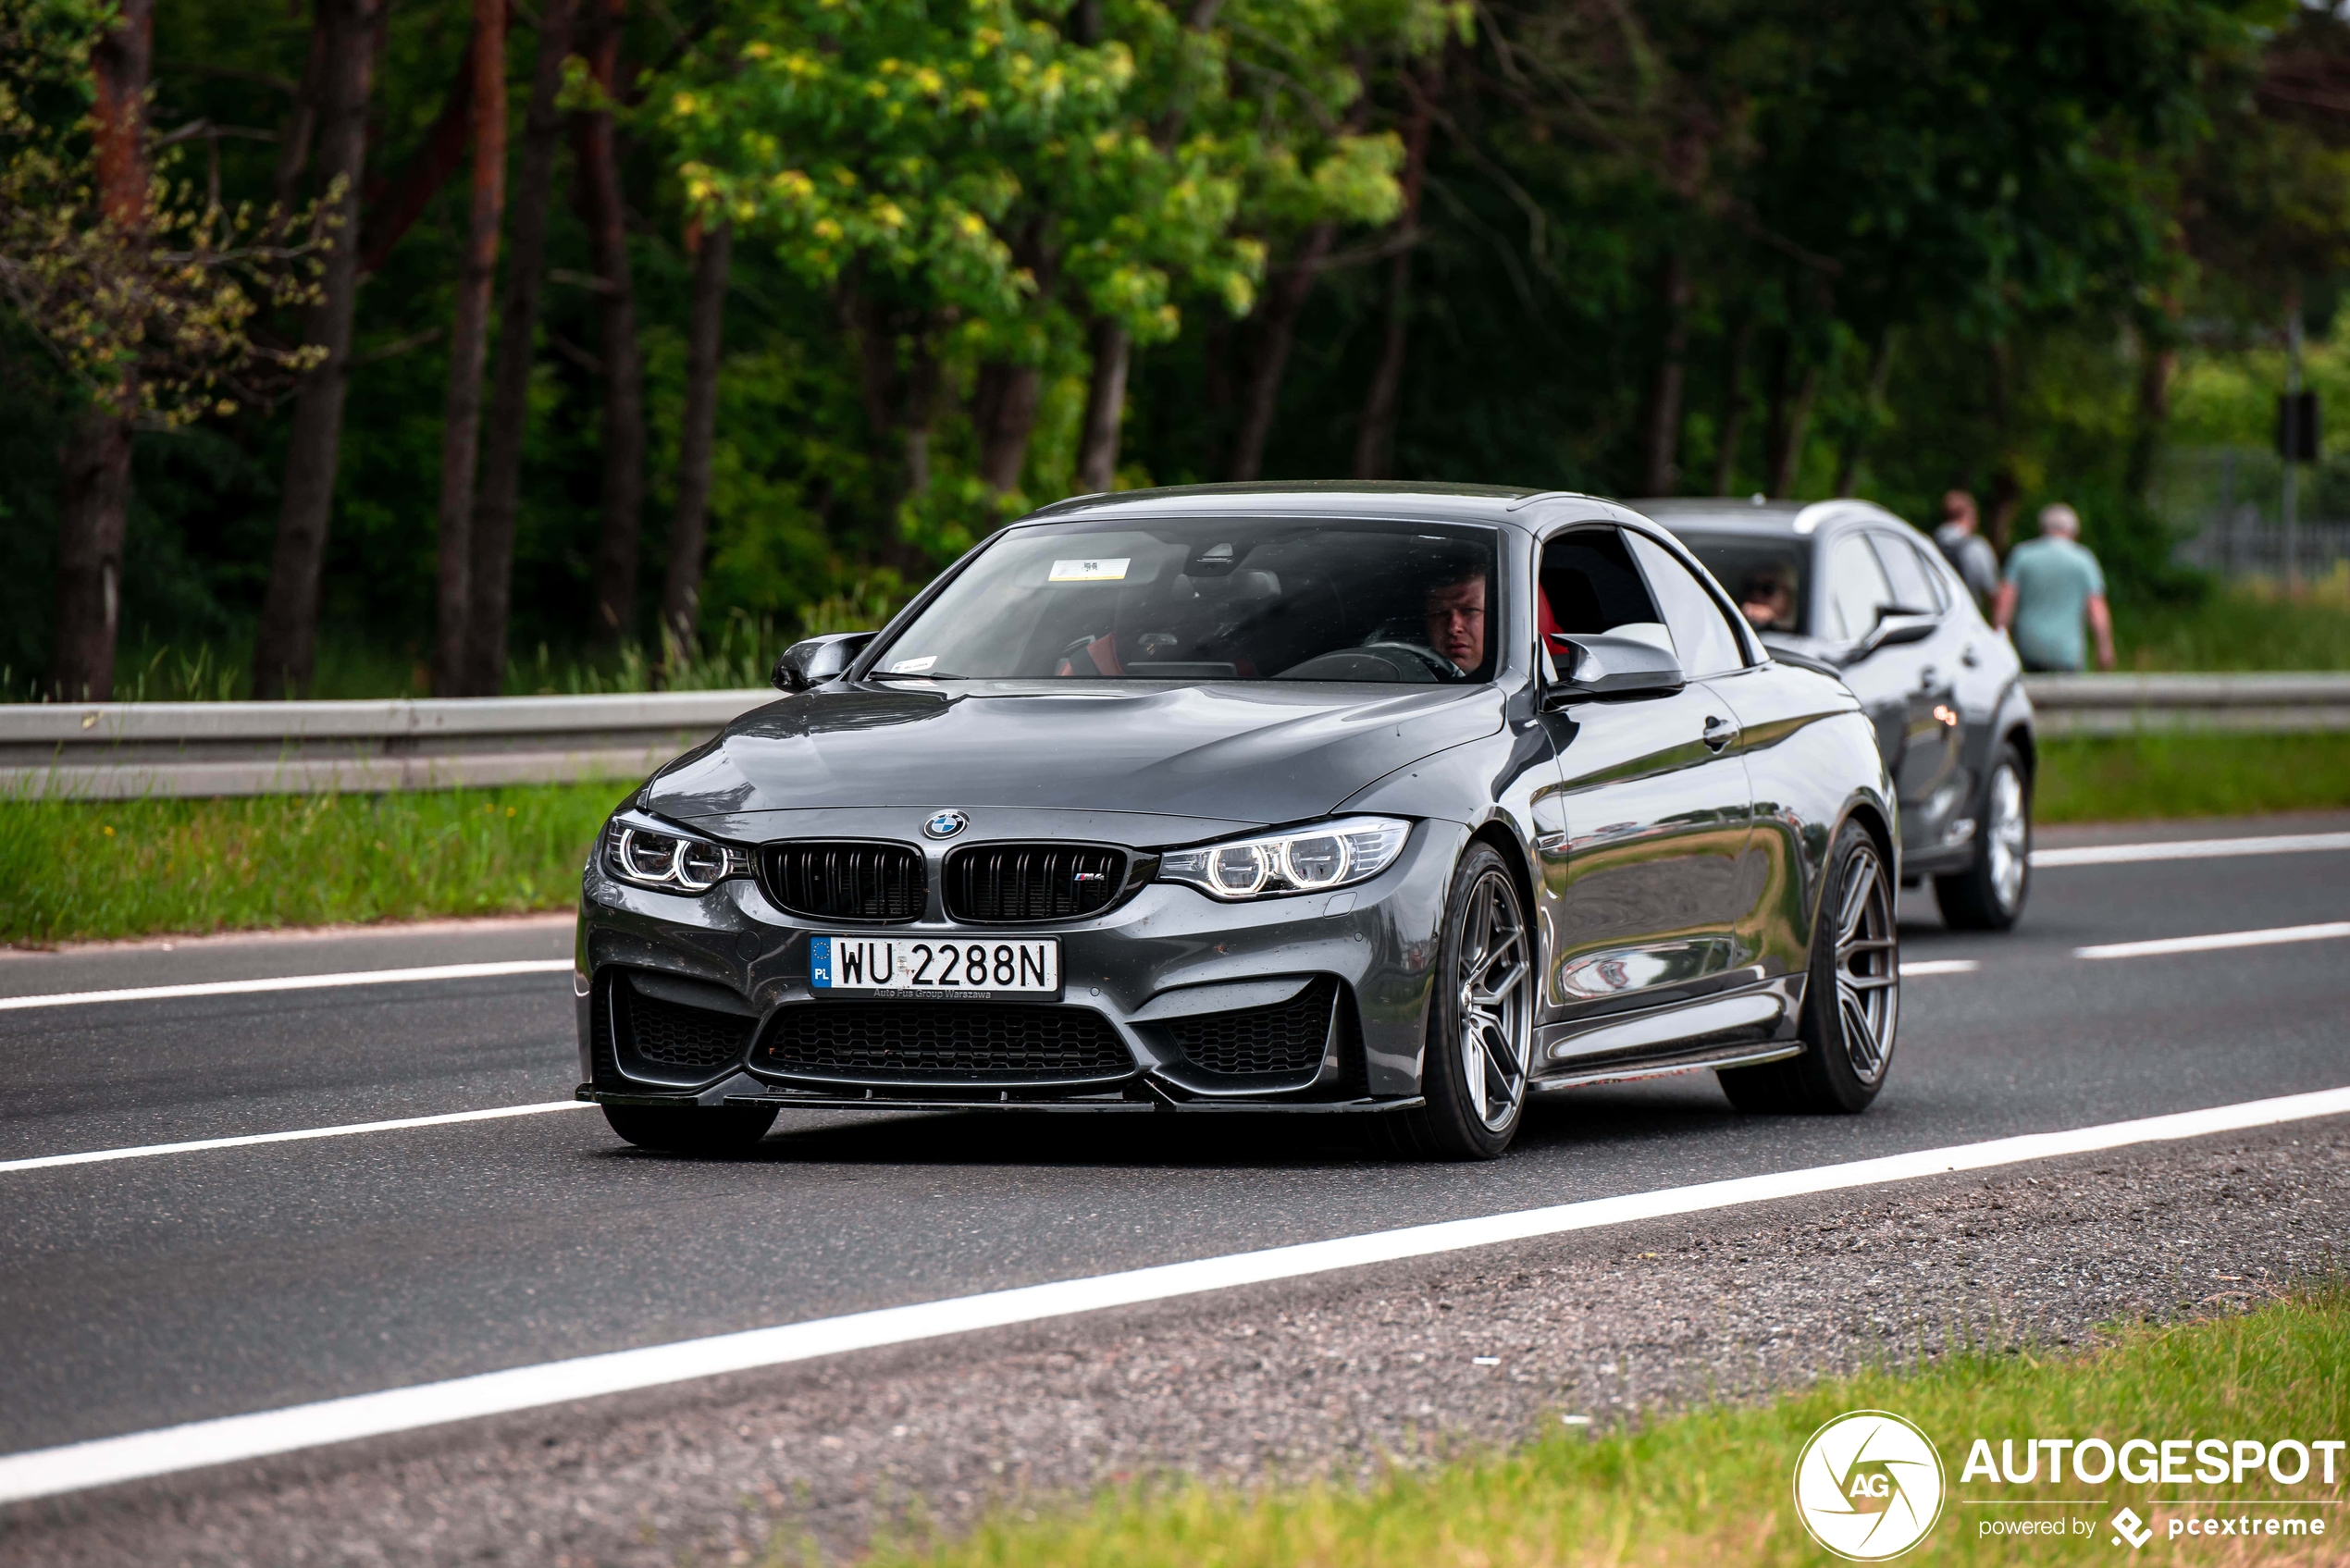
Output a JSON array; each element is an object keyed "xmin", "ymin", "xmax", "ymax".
[
  {"xmin": 1019, "ymin": 480, "xmax": 1611, "ymax": 532},
  {"xmin": 1629, "ymin": 496, "xmax": 1918, "ymax": 538}
]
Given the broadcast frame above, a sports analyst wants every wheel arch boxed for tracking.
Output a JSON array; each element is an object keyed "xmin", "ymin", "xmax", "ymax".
[{"xmin": 1466, "ymin": 816, "xmax": 1540, "ymax": 940}]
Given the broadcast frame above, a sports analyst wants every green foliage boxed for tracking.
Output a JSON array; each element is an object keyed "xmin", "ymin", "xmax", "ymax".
[
  {"xmin": 0, "ymin": 784, "xmax": 619, "ymax": 943},
  {"xmin": 2037, "ymin": 730, "xmax": 2350, "ymax": 821}
]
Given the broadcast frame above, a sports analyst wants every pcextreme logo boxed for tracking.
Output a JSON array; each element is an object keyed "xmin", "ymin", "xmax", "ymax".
[{"xmin": 1794, "ymin": 1410, "xmax": 1948, "ymax": 1561}]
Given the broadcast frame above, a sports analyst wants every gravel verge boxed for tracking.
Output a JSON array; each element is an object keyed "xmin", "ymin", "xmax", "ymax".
[{"xmin": 6, "ymin": 1117, "xmax": 2345, "ymax": 1568}]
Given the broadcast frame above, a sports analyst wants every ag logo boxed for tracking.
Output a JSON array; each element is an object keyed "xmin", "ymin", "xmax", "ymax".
[{"xmin": 1792, "ymin": 1409, "xmax": 1946, "ymax": 1561}]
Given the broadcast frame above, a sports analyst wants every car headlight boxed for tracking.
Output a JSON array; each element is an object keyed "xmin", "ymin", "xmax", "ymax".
[
  {"xmin": 1156, "ymin": 817, "xmax": 1412, "ymax": 901},
  {"xmin": 601, "ymin": 814, "xmax": 752, "ymax": 894}
]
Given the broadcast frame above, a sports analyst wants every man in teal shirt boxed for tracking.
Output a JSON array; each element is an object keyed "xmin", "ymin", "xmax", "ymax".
[{"xmin": 1996, "ymin": 503, "xmax": 2115, "ymax": 672}]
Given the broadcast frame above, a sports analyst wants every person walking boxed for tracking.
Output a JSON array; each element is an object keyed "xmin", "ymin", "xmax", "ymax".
[
  {"xmin": 1994, "ymin": 502, "xmax": 2116, "ymax": 672},
  {"xmin": 1934, "ymin": 488, "xmax": 2001, "ymax": 609}
]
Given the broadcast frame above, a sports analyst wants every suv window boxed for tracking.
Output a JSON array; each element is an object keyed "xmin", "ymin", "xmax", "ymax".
[
  {"xmin": 1871, "ymin": 533, "xmax": 1943, "ymax": 617},
  {"xmin": 1626, "ymin": 532, "xmax": 1749, "ymax": 676},
  {"xmin": 1826, "ymin": 532, "xmax": 1898, "ymax": 642}
]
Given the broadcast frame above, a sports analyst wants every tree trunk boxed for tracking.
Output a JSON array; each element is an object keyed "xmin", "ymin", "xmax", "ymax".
[
  {"xmin": 1712, "ymin": 315, "xmax": 1751, "ymax": 496},
  {"xmin": 659, "ymin": 217, "xmax": 730, "ymax": 666},
  {"xmin": 1075, "ymin": 317, "xmax": 1129, "ymax": 493},
  {"xmin": 431, "ymin": 0, "xmax": 506, "ymax": 695},
  {"xmin": 1639, "ymin": 250, "xmax": 1691, "ymax": 495},
  {"xmin": 973, "ymin": 362, "xmax": 1042, "ymax": 494},
  {"xmin": 1353, "ymin": 73, "xmax": 1433, "ymax": 482},
  {"xmin": 1985, "ymin": 338, "xmax": 2019, "ymax": 552},
  {"xmin": 1227, "ymin": 221, "xmax": 1333, "ymax": 482},
  {"xmin": 358, "ymin": 16, "xmax": 493, "ymax": 276},
  {"xmin": 1762, "ymin": 332, "xmax": 1821, "ymax": 500},
  {"xmin": 575, "ymin": 0, "xmax": 646, "ymax": 648},
  {"xmin": 51, "ymin": 0, "xmax": 151, "ymax": 702},
  {"xmin": 253, "ymin": 0, "xmax": 385, "ymax": 699},
  {"xmin": 1833, "ymin": 328, "xmax": 1897, "ymax": 498},
  {"xmin": 2123, "ymin": 325, "xmax": 2175, "ymax": 505},
  {"xmin": 462, "ymin": 0, "xmax": 577, "ymax": 697}
]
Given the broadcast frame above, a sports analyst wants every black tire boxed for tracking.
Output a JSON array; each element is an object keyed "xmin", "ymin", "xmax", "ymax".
[
  {"xmin": 1372, "ymin": 844, "xmax": 1535, "ymax": 1160},
  {"xmin": 602, "ymin": 1103, "xmax": 778, "ymax": 1154},
  {"xmin": 1935, "ymin": 741, "xmax": 2031, "ymax": 932},
  {"xmin": 1718, "ymin": 820, "xmax": 1897, "ymax": 1115}
]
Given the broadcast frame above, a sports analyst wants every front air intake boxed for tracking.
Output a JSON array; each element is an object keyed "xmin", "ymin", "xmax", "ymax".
[
  {"xmin": 756, "ymin": 1001, "xmax": 1134, "ymax": 1083},
  {"xmin": 761, "ymin": 842, "xmax": 926, "ymax": 923},
  {"xmin": 942, "ymin": 844, "xmax": 1131, "ymax": 923}
]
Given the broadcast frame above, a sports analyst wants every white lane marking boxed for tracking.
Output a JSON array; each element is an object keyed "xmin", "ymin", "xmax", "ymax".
[
  {"xmin": 2074, "ymin": 921, "xmax": 2350, "ymax": 961},
  {"xmin": 4, "ymin": 1085, "xmax": 2345, "ymax": 1505},
  {"xmin": 0, "ymin": 959, "xmax": 574, "ymax": 1012},
  {"xmin": 2032, "ymin": 831, "xmax": 2350, "ymax": 869},
  {"xmin": 0, "ymin": 1101, "xmax": 597, "ymax": 1175},
  {"xmin": 1900, "ymin": 959, "xmax": 1979, "ymax": 977}
]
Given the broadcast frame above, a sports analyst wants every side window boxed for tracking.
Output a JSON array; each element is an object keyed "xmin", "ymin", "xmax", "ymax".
[
  {"xmin": 1826, "ymin": 533, "xmax": 1898, "ymax": 642},
  {"xmin": 1626, "ymin": 532, "xmax": 1748, "ymax": 677},
  {"xmin": 1871, "ymin": 534, "xmax": 1942, "ymax": 617},
  {"xmin": 1898, "ymin": 535, "xmax": 1955, "ymax": 614},
  {"xmin": 1539, "ymin": 528, "xmax": 1669, "ymax": 655}
]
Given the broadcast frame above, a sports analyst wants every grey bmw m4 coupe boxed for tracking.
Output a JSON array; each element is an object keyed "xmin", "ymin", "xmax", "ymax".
[{"xmin": 576, "ymin": 482, "xmax": 1899, "ymax": 1159}]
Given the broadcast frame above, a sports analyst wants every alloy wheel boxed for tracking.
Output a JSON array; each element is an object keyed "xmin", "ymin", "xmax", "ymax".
[
  {"xmin": 1985, "ymin": 761, "xmax": 2028, "ymax": 915},
  {"xmin": 1832, "ymin": 844, "xmax": 1899, "ymax": 1085},
  {"xmin": 1455, "ymin": 868, "xmax": 1533, "ymax": 1130}
]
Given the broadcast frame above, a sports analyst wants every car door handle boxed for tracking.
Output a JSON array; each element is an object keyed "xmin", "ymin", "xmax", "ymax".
[
  {"xmin": 1701, "ymin": 716, "xmax": 1739, "ymax": 752},
  {"xmin": 1916, "ymin": 664, "xmax": 1937, "ymax": 687}
]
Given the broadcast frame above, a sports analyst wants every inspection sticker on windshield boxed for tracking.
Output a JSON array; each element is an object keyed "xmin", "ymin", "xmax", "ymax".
[
  {"xmin": 810, "ymin": 935, "xmax": 1061, "ymax": 997},
  {"xmin": 1048, "ymin": 557, "xmax": 1129, "ymax": 582},
  {"xmin": 890, "ymin": 655, "xmax": 937, "ymax": 673}
]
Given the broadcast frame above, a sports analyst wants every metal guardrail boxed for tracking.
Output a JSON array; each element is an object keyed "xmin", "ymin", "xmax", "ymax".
[
  {"xmin": 0, "ymin": 690, "xmax": 775, "ymax": 799},
  {"xmin": 2022, "ymin": 673, "xmax": 2350, "ymax": 737},
  {"xmin": 2, "ymin": 673, "xmax": 2345, "ymax": 798}
]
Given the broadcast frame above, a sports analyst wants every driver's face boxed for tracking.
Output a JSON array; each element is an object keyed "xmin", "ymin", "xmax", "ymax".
[{"xmin": 1424, "ymin": 577, "xmax": 1487, "ymax": 670}]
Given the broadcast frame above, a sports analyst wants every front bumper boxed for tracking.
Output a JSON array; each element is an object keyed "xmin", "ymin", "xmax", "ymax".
[{"xmin": 573, "ymin": 814, "xmax": 1467, "ymax": 1112}]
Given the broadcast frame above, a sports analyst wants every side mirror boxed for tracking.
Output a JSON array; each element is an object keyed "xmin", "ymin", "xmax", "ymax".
[
  {"xmin": 1849, "ymin": 610, "xmax": 1938, "ymax": 661},
  {"xmin": 772, "ymin": 631, "xmax": 877, "ymax": 693},
  {"xmin": 1543, "ymin": 633, "xmax": 1688, "ymax": 705}
]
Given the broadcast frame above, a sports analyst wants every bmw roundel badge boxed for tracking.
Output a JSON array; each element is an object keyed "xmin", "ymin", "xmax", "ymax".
[{"xmin": 922, "ymin": 809, "xmax": 969, "ymax": 840}]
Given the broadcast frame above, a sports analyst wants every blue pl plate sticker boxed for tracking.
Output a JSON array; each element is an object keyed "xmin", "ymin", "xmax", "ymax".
[{"xmin": 810, "ymin": 935, "xmax": 834, "ymax": 988}]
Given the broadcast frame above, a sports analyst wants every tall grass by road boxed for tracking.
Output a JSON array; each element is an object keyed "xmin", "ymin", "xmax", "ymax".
[
  {"xmin": 857, "ymin": 1285, "xmax": 2350, "ymax": 1568},
  {"xmin": 4, "ymin": 732, "xmax": 2346, "ymax": 945},
  {"xmin": 0, "ymin": 784, "xmax": 619, "ymax": 944}
]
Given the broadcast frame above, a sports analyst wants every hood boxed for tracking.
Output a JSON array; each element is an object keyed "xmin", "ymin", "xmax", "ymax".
[{"xmin": 643, "ymin": 679, "xmax": 1504, "ymax": 831}]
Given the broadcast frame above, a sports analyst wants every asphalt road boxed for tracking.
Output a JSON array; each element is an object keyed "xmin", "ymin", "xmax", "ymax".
[{"xmin": 1, "ymin": 811, "xmax": 2344, "ymax": 1475}]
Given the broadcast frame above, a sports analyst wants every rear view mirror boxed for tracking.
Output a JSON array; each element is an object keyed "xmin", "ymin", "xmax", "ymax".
[
  {"xmin": 1849, "ymin": 610, "xmax": 1937, "ymax": 662},
  {"xmin": 1543, "ymin": 633, "xmax": 1688, "ymax": 704},
  {"xmin": 772, "ymin": 631, "xmax": 877, "ymax": 692}
]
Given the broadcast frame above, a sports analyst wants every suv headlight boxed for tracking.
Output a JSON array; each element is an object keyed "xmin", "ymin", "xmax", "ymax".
[
  {"xmin": 1156, "ymin": 817, "xmax": 1412, "ymax": 901},
  {"xmin": 601, "ymin": 813, "xmax": 752, "ymax": 894}
]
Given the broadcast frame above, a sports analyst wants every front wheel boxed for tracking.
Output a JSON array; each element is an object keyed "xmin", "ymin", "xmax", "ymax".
[
  {"xmin": 1718, "ymin": 820, "xmax": 1898, "ymax": 1115},
  {"xmin": 1375, "ymin": 844, "xmax": 1536, "ymax": 1160},
  {"xmin": 602, "ymin": 1103, "xmax": 777, "ymax": 1154},
  {"xmin": 1935, "ymin": 743, "xmax": 2031, "ymax": 931}
]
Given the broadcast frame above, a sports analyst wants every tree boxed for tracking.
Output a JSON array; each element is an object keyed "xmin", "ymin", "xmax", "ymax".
[
  {"xmin": 575, "ymin": 0, "xmax": 647, "ymax": 649},
  {"xmin": 252, "ymin": 0, "xmax": 388, "ymax": 699},
  {"xmin": 431, "ymin": 0, "xmax": 506, "ymax": 696}
]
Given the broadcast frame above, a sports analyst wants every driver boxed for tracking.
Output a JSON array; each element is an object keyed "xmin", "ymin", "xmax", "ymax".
[
  {"xmin": 1423, "ymin": 568, "xmax": 1488, "ymax": 673},
  {"xmin": 1739, "ymin": 563, "xmax": 1796, "ymax": 632}
]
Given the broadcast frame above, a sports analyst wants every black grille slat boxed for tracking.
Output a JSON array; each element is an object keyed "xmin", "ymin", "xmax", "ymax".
[
  {"xmin": 1169, "ymin": 979, "xmax": 1336, "ymax": 1079},
  {"xmin": 944, "ymin": 844, "xmax": 1126, "ymax": 922},
  {"xmin": 758, "ymin": 1002, "xmax": 1132, "ymax": 1081},
  {"xmin": 762, "ymin": 842, "xmax": 925, "ymax": 922},
  {"xmin": 623, "ymin": 985, "xmax": 755, "ymax": 1069}
]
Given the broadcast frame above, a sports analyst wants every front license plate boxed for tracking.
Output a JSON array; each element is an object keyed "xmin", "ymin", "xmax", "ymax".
[{"xmin": 810, "ymin": 935, "xmax": 1061, "ymax": 998}]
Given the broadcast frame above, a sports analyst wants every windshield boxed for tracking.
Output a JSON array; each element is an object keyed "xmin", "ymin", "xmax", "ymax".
[
  {"xmin": 868, "ymin": 518, "xmax": 1503, "ymax": 684},
  {"xmin": 1676, "ymin": 532, "xmax": 1812, "ymax": 637}
]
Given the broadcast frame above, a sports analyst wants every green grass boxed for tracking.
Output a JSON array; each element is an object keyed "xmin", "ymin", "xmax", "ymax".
[
  {"xmin": 2117, "ymin": 566, "xmax": 2350, "ymax": 672},
  {"xmin": 2037, "ymin": 732, "xmax": 2350, "ymax": 823},
  {"xmin": 0, "ymin": 784, "xmax": 621, "ymax": 945},
  {"xmin": 853, "ymin": 1287, "xmax": 2350, "ymax": 1568}
]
